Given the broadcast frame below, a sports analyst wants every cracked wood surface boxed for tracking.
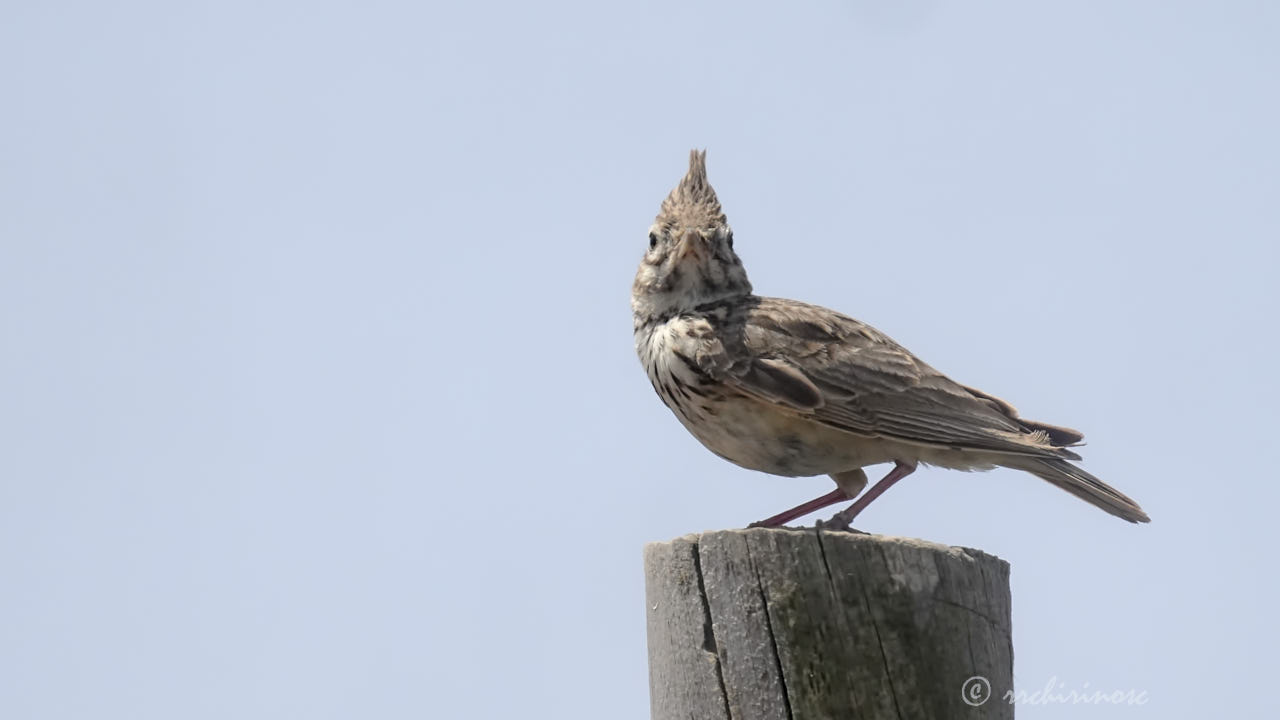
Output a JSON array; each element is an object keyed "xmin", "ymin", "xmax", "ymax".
[{"xmin": 645, "ymin": 529, "xmax": 1013, "ymax": 720}]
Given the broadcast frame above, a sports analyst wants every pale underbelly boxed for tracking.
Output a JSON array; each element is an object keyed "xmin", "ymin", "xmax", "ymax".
[{"xmin": 670, "ymin": 395, "xmax": 894, "ymax": 477}]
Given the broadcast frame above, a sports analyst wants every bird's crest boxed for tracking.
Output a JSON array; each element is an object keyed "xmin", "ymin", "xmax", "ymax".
[{"xmin": 657, "ymin": 149, "xmax": 727, "ymax": 229}]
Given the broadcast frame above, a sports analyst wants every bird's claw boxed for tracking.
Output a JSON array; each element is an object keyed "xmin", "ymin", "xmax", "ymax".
[{"xmin": 815, "ymin": 517, "xmax": 869, "ymax": 534}]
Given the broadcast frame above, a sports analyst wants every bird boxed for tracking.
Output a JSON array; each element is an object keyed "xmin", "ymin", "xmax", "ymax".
[{"xmin": 631, "ymin": 150, "xmax": 1150, "ymax": 529}]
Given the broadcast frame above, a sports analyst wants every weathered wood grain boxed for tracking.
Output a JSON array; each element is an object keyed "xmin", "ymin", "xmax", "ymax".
[{"xmin": 645, "ymin": 528, "xmax": 1013, "ymax": 720}]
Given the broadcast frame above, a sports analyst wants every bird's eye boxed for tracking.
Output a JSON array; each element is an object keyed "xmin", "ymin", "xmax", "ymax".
[{"xmin": 648, "ymin": 232, "xmax": 658, "ymax": 250}]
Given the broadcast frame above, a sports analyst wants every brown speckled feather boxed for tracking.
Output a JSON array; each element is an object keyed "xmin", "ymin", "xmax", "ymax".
[{"xmin": 723, "ymin": 297, "xmax": 1084, "ymax": 460}]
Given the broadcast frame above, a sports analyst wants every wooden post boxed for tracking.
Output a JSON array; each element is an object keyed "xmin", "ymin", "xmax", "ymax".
[{"xmin": 644, "ymin": 528, "xmax": 1013, "ymax": 720}]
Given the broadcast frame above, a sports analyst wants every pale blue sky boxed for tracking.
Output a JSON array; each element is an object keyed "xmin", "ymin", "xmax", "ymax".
[{"xmin": 2, "ymin": 1, "xmax": 1276, "ymax": 718}]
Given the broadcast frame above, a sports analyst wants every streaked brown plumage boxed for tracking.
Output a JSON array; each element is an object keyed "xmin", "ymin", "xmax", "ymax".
[{"xmin": 631, "ymin": 150, "xmax": 1150, "ymax": 527}]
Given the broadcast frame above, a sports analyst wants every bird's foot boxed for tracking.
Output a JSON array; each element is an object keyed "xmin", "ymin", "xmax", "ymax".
[{"xmin": 815, "ymin": 516, "xmax": 869, "ymax": 534}]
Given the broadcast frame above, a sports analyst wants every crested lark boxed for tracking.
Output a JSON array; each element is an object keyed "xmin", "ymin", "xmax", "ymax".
[{"xmin": 631, "ymin": 150, "xmax": 1150, "ymax": 528}]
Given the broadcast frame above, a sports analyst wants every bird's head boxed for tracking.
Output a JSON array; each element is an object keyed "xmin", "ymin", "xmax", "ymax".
[{"xmin": 632, "ymin": 150, "xmax": 753, "ymax": 323}]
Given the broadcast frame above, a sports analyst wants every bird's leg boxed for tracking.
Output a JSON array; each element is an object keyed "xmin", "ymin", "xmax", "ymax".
[
  {"xmin": 819, "ymin": 460, "xmax": 918, "ymax": 531},
  {"xmin": 749, "ymin": 468, "xmax": 867, "ymax": 528},
  {"xmin": 749, "ymin": 489, "xmax": 848, "ymax": 528}
]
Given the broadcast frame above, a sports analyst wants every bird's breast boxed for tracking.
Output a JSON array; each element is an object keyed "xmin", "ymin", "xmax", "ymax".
[{"xmin": 636, "ymin": 322, "xmax": 888, "ymax": 477}]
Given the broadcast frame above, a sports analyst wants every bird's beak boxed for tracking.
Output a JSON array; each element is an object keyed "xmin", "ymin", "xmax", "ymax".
[{"xmin": 676, "ymin": 230, "xmax": 705, "ymax": 262}]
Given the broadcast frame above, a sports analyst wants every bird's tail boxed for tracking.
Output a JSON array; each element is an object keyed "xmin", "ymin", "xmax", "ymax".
[{"xmin": 1010, "ymin": 457, "xmax": 1150, "ymax": 523}]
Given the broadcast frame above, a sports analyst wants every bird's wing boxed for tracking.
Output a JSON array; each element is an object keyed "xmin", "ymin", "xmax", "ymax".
[{"xmin": 718, "ymin": 297, "xmax": 1082, "ymax": 459}]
